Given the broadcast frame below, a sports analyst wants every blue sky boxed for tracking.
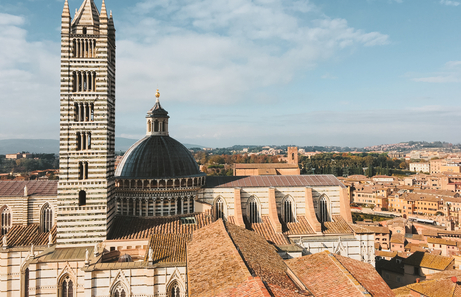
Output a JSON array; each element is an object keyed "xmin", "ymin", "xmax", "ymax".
[{"xmin": 0, "ymin": 0, "xmax": 460, "ymax": 148}]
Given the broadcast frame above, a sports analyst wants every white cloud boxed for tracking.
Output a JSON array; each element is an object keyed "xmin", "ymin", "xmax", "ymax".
[
  {"xmin": 0, "ymin": 13, "xmax": 59, "ymax": 140},
  {"xmin": 116, "ymin": 0, "xmax": 389, "ymax": 111},
  {"xmin": 440, "ymin": 0, "xmax": 460, "ymax": 6},
  {"xmin": 412, "ymin": 76, "xmax": 460, "ymax": 83},
  {"xmin": 411, "ymin": 60, "xmax": 461, "ymax": 83}
]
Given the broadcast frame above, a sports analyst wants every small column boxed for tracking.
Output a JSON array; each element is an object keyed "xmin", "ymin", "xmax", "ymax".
[
  {"xmin": 153, "ymin": 199, "xmax": 156, "ymax": 216},
  {"xmin": 161, "ymin": 198, "xmax": 164, "ymax": 216},
  {"xmin": 145, "ymin": 199, "xmax": 149, "ymax": 216},
  {"xmin": 79, "ymin": 39, "xmax": 82, "ymax": 58},
  {"xmin": 139, "ymin": 199, "xmax": 142, "ymax": 216},
  {"xmin": 86, "ymin": 72, "xmax": 89, "ymax": 91},
  {"xmin": 181, "ymin": 197, "xmax": 184, "ymax": 215},
  {"xmin": 168, "ymin": 199, "xmax": 172, "ymax": 216}
]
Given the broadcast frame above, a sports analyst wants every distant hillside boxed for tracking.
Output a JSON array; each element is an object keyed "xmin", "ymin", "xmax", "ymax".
[
  {"xmin": 115, "ymin": 137, "xmax": 203, "ymax": 152},
  {"xmin": 0, "ymin": 139, "xmax": 60, "ymax": 154},
  {"xmin": 0, "ymin": 138, "xmax": 204, "ymax": 155}
]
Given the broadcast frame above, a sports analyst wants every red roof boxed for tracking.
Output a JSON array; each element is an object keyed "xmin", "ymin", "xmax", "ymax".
[
  {"xmin": 205, "ymin": 175, "xmax": 345, "ymax": 188},
  {"xmin": 0, "ymin": 181, "xmax": 57, "ymax": 196}
]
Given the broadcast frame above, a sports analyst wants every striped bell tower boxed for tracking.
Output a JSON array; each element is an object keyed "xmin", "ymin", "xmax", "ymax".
[{"xmin": 58, "ymin": 0, "xmax": 116, "ymax": 246}]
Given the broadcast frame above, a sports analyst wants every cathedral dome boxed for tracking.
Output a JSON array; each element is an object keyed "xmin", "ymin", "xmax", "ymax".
[{"xmin": 115, "ymin": 135, "xmax": 204, "ymax": 179}]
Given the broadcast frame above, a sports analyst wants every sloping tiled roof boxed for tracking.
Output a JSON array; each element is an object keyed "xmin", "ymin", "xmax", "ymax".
[
  {"xmin": 322, "ymin": 215, "xmax": 353, "ymax": 234},
  {"xmin": 403, "ymin": 251, "xmax": 454, "ymax": 270},
  {"xmin": 205, "ymin": 175, "xmax": 345, "ymax": 188},
  {"xmin": 0, "ymin": 224, "xmax": 56, "ymax": 247},
  {"xmin": 107, "ymin": 212, "xmax": 213, "ymax": 240},
  {"xmin": 187, "ymin": 220, "xmax": 303, "ymax": 297},
  {"xmin": 390, "ymin": 233, "xmax": 406, "ymax": 244},
  {"xmin": 406, "ymin": 278, "xmax": 461, "ymax": 297},
  {"xmin": 225, "ymin": 222, "xmax": 298, "ymax": 291},
  {"xmin": 0, "ymin": 180, "xmax": 57, "ymax": 196},
  {"xmin": 286, "ymin": 251, "xmax": 394, "ymax": 297},
  {"xmin": 187, "ymin": 220, "xmax": 254, "ymax": 297},
  {"xmin": 247, "ymin": 216, "xmax": 291, "ymax": 245},
  {"xmin": 428, "ymin": 237, "xmax": 457, "ymax": 246},
  {"xmin": 282, "ymin": 216, "xmax": 315, "ymax": 236},
  {"xmin": 144, "ymin": 233, "xmax": 189, "ymax": 264}
]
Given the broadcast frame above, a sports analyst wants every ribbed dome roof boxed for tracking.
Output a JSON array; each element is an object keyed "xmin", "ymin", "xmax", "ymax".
[{"xmin": 115, "ymin": 135, "xmax": 204, "ymax": 179}]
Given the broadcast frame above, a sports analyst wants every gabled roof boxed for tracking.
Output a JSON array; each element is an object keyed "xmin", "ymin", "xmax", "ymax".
[
  {"xmin": 187, "ymin": 220, "xmax": 303, "ymax": 297},
  {"xmin": 71, "ymin": 0, "xmax": 100, "ymax": 27},
  {"xmin": 286, "ymin": 251, "xmax": 394, "ymax": 297}
]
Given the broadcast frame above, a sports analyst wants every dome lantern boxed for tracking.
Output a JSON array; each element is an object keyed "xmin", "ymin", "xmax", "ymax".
[{"xmin": 146, "ymin": 89, "xmax": 169, "ymax": 136}]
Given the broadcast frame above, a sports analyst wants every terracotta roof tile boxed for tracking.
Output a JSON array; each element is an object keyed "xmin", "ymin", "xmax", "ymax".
[
  {"xmin": 286, "ymin": 251, "xmax": 394, "ymax": 297},
  {"xmin": 0, "ymin": 224, "xmax": 56, "ymax": 247},
  {"xmin": 407, "ymin": 278, "xmax": 459, "ymax": 297},
  {"xmin": 107, "ymin": 212, "xmax": 213, "ymax": 240},
  {"xmin": 428, "ymin": 237, "xmax": 457, "ymax": 246},
  {"xmin": 247, "ymin": 216, "xmax": 291, "ymax": 245},
  {"xmin": 390, "ymin": 233, "xmax": 406, "ymax": 244},
  {"xmin": 187, "ymin": 220, "xmax": 253, "ymax": 297},
  {"xmin": 282, "ymin": 216, "xmax": 315, "ymax": 236},
  {"xmin": 403, "ymin": 251, "xmax": 454, "ymax": 270},
  {"xmin": 144, "ymin": 233, "xmax": 189, "ymax": 264},
  {"xmin": 0, "ymin": 180, "xmax": 57, "ymax": 196},
  {"xmin": 226, "ymin": 222, "xmax": 298, "ymax": 291},
  {"xmin": 322, "ymin": 215, "xmax": 353, "ymax": 234}
]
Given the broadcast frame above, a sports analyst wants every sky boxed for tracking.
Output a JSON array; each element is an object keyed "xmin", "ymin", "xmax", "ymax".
[{"xmin": 0, "ymin": 0, "xmax": 461, "ymax": 148}]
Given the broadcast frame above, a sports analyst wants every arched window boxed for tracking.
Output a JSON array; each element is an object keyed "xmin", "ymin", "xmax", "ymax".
[
  {"xmin": 83, "ymin": 27, "xmax": 87, "ymax": 35},
  {"xmin": 318, "ymin": 195, "xmax": 330, "ymax": 223},
  {"xmin": 79, "ymin": 190, "xmax": 86, "ymax": 206},
  {"xmin": 169, "ymin": 281, "xmax": 181, "ymax": 297},
  {"xmin": 111, "ymin": 283, "xmax": 127, "ymax": 297},
  {"xmin": 61, "ymin": 275, "xmax": 73, "ymax": 297},
  {"xmin": 247, "ymin": 197, "xmax": 260, "ymax": 223},
  {"xmin": 147, "ymin": 120, "xmax": 152, "ymax": 132},
  {"xmin": 41, "ymin": 203, "xmax": 53, "ymax": 232},
  {"xmin": 1, "ymin": 206, "xmax": 11, "ymax": 235},
  {"xmin": 154, "ymin": 120, "xmax": 159, "ymax": 132},
  {"xmin": 215, "ymin": 198, "xmax": 225, "ymax": 220},
  {"xmin": 282, "ymin": 196, "xmax": 295, "ymax": 223}
]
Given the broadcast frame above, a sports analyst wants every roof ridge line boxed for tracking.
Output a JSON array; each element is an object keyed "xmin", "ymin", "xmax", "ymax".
[
  {"xmin": 221, "ymin": 220, "xmax": 253, "ymax": 277},
  {"xmin": 327, "ymin": 252, "xmax": 371, "ymax": 296}
]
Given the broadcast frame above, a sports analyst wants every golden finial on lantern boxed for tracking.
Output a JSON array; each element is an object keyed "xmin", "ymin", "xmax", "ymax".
[{"xmin": 155, "ymin": 89, "xmax": 160, "ymax": 99}]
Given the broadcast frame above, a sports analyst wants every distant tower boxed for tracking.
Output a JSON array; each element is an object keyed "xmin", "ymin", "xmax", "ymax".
[
  {"xmin": 287, "ymin": 147, "xmax": 298, "ymax": 165},
  {"xmin": 58, "ymin": 0, "xmax": 116, "ymax": 246}
]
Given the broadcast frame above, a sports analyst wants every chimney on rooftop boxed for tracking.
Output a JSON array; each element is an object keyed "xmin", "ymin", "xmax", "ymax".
[
  {"xmin": 416, "ymin": 278, "xmax": 420, "ymax": 283},
  {"xmin": 451, "ymin": 276, "xmax": 457, "ymax": 283}
]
